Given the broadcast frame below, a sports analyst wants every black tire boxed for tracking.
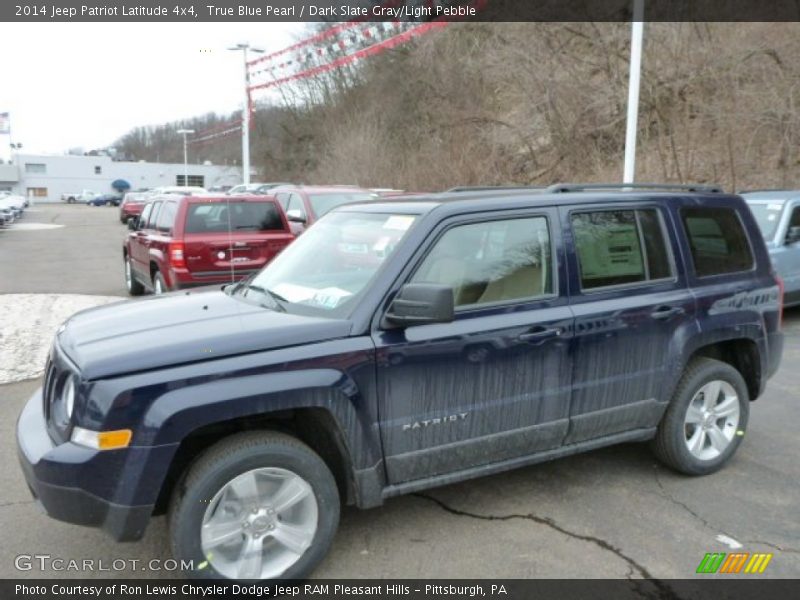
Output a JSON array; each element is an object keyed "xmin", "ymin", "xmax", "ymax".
[
  {"xmin": 169, "ymin": 431, "xmax": 340, "ymax": 581},
  {"xmin": 125, "ymin": 255, "xmax": 144, "ymax": 296},
  {"xmin": 652, "ymin": 357, "xmax": 749, "ymax": 476},
  {"xmin": 152, "ymin": 271, "xmax": 167, "ymax": 294}
]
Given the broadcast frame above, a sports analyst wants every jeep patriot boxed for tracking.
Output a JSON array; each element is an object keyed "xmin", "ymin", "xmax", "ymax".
[{"xmin": 17, "ymin": 183, "xmax": 784, "ymax": 580}]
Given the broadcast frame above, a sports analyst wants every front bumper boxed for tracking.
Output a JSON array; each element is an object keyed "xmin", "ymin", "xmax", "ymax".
[{"xmin": 16, "ymin": 388, "xmax": 156, "ymax": 541}]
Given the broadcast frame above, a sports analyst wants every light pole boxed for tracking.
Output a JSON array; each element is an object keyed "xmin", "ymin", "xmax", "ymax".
[
  {"xmin": 623, "ymin": 0, "xmax": 645, "ymax": 184},
  {"xmin": 176, "ymin": 129, "xmax": 195, "ymax": 186},
  {"xmin": 228, "ymin": 43, "xmax": 264, "ymax": 185}
]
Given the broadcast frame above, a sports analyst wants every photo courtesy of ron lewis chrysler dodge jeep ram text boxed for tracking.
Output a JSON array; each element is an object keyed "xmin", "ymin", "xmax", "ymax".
[{"xmin": 17, "ymin": 184, "xmax": 783, "ymax": 581}]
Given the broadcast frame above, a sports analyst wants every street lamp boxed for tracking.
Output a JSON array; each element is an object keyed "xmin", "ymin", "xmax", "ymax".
[
  {"xmin": 176, "ymin": 129, "xmax": 195, "ymax": 186},
  {"xmin": 228, "ymin": 42, "xmax": 264, "ymax": 185}
]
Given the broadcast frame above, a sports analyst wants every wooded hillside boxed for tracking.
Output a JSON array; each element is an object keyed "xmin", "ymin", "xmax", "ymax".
[{"xmin": 113, "ymin": 23, "xmax": 800, "ymax": 191}]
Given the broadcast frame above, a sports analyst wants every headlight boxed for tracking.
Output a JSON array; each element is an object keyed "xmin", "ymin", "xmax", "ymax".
[{"xmin": 62, "ymin": 377, "xmax": 76, "ymax": 420}]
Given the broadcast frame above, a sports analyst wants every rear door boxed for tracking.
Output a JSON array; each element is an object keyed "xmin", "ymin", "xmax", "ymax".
[
  {"xmin": 181, "ymin": 199, "xmax": 294, "ymax": 277},
  {"xmin": 562, "ymin": 202, "xmax": 696, "ymax": 443}
]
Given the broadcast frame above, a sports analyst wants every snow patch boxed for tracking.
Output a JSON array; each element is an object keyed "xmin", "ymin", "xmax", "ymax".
[{"xmin": 0, "ymin": 294, "xmax": 123, "ymax": 384}]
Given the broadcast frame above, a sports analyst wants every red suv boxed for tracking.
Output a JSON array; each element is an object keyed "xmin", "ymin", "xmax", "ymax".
[
  {"xmin": 123, "ymin": 194, "xmax": 294, "ymax": 295},
  {"xmin": 272, "ymin": 185, "xmax": 377, "ymax": 234}
]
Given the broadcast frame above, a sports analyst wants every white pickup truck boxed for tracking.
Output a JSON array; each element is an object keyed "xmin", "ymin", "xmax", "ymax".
[{"xmin": 61, "ymin": 189, "xmax": 97, "ymax": 204}]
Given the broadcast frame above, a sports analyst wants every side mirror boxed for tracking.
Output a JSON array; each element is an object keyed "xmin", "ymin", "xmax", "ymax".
[
  {"xmin": 383, "ymin": 283, "xmax": 454, "ymax": 328},
  {"xmin": 786, "ymin": 226, "xmax": 800, "ymax": 245},
  {"xmin": 286, "ymin": 209, "xmax": 307, "ymax": 223},
  {"xmin": 127, "ymin": 217, "xmax": 138, "ymax": 231}
]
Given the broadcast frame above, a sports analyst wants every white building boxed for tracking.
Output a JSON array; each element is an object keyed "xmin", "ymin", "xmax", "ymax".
[{"xmin": 0, "ymin": 153, "xmax": 242, "ymax": 202}]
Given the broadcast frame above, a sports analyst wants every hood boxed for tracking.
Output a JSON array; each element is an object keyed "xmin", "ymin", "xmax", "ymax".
[{"xmin": 58, "ymin": 290, "xmax": 352, "ymax": 380}]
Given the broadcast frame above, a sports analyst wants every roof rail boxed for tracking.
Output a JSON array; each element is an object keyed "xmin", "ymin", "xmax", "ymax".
[
  {"xmin": 445, "ymin": 185, "xmax": 545, "ymax": 193},
  {"xmin": 737, "ymin": 188, "xmax": 799, "ymax": 194},
  {"xmin": 546, "ymin": 183, "xmax": 724, "ymax": 194}
]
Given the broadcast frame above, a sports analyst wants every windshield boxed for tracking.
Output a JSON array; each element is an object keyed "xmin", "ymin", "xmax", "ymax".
[
  {"xmin": 308, "ymin": 193, "xmax": 376, "ymax": 218},
  {"xmin": 239, "ymin": 211, "xmax": 417, "ymax": 316},
  {"xmin": 746, "ymin": 200, "xmax": 785, "ymax": 240}
]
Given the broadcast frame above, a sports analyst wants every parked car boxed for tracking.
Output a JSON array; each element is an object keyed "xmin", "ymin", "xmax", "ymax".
[
  {"xmin": 0, "ymin": 205, "xmax": 14, "ymax": 226},
  {"xmin": 119, "ymin": 191, "xmax": 152, "ymax": 223},
  {"xmin": 123, "ymin": 194, "xmax": 294, "ymax": 295},
  {"xmin": 742, "ymin": 190, "xmax": 800, "ymax": 307},
  {"xmin": 151, "ymin": 185, "xmax": 208, "ymax": 196},
  {"xmin": 0, "ymin": 195, "xmax": 26, "ymax": 219},
  {"xmin": 271, "ymin": 185, "xmax": 378, "ymax": 234},
  {"xmin": 87, "ymin": 193, "xmax": 122, "ymax": 206},
  {"xmin": 61, "ymin": 190, "xmax": 97, "ymax": 204},
  {"xmin": 17, "ymin": 183, "xmax": 784, "ymax": 581}
]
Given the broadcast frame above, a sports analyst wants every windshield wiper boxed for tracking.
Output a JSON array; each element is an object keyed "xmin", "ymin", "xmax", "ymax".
[{"xmin": 238, "ymin": 283, "xmax": 287, "ymax": 312}]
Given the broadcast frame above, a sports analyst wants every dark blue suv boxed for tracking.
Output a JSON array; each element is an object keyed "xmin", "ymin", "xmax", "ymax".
[{"xmin": 17, "ymin": 184, "xmax": 784, "ymax": 580}]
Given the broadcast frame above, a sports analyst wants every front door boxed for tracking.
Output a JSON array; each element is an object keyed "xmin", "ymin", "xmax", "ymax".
[
  {"xmin": 129, "ymin": 201, "xmax": 157, "ymax": 281},
  {"xmin": 373, "ymin": 209, "xmax": 573, "ymax": 484}
]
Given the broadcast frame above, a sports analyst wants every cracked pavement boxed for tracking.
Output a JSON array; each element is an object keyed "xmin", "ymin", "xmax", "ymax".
[{"xmin": 0, "ymin": 204, "xmax": 798, "ymax": 579}]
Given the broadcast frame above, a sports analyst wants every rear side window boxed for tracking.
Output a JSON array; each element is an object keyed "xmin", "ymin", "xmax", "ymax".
[
  {"xmin": 184, "ymin": 201, "xmax": 285, "ymax": 233},
  {"xmin": 572, "ymin": 208, "xmax": 673, "ymax": 290},
  {"xmin": 156, "ymin": 201, "xmax": 177, "ymax": 232},
  {"xmin": 681, "ymin": 207, "xmax": 753, "ymax": 277}
]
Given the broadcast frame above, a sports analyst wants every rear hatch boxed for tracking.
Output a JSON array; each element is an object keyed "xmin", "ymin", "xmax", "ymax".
[{"xmin": 181, "ymin": 198, "xmax": 294, "ymax": 276}]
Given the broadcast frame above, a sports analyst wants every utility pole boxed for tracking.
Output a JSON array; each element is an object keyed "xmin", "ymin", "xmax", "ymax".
[
  {"xmin": 623, "ymin": 0, "xmax": 645, "ymax": 184},
  {"xmin": 228, "ymin": 43, "xmax": 264, "ymax": 185},
  {"xmin": 177, "ymin": 129, "xmax": 195, "ymax": 186}
]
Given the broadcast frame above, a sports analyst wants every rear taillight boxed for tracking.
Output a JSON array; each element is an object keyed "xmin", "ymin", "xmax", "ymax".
[
  {"xmin": 775, "ymin": 273, "xmax": 785, "ymax": 329},
  {"xmin": 169, "ymin": 241, "xmax": 186, "ymax": 268}
]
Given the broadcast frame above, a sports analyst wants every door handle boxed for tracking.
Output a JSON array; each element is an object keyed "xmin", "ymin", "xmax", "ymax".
[
  {"xmin": 518, "ymin": 326, "xmax": 562, "ymax": 343},
  {"xmin": 651, "ymin": 306, "xmax": 685, "ymax": 320}
]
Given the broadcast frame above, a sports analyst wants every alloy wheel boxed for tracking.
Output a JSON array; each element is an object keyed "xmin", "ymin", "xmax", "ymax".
[
  {"xmin": 200, "ymin": 467, "xmax": 318, "ymax": 580},
  {"xmin": 683, "ymin": 379, "xmax": 740, "ymax": 460}
]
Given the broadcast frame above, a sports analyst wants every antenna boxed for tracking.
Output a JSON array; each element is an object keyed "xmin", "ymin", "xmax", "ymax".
[{"xmin": 226, "ymin": 195, "xmax": 235, "ymax": 284}]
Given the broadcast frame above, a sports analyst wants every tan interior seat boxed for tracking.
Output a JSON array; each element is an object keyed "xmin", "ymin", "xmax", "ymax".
[{"xmin": 477, "ymin": 264, "xmax": 543, "ymax": 304}]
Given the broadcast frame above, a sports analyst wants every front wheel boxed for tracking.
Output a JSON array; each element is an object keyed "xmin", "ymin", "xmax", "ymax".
[
  {"xmin": 169, "ymin": 431, "xmax": 340, "ymax": 581},
  {"xmin": 652, "ymin": 357, "xmax": 749, "ymax": 476}
]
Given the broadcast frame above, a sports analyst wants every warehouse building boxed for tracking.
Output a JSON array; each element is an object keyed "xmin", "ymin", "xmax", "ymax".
[{"xmin": 0, "ymin": 154, "xmax": 242, "ymax": 202}]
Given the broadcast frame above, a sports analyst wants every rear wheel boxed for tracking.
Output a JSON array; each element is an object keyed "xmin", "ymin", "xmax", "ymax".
[
  {"xmin": 169, "ymin": 431, "xmax": 339, "ymax": 581},
  {"xmin": 152, "ymin": 271, "xmax": 167, "ymax": 295},
  {"xmin": 125, "ymin": 256, "xmax": 144, "ymax": 296},
  {"xmin": 652, "ymin": 358, "xmax": 749, "ymax": 475}
]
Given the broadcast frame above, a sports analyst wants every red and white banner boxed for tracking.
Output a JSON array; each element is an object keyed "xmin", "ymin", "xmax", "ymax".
[{"xmin": 249, "ymin": 22, "xmax": 447, "ymax": 93}]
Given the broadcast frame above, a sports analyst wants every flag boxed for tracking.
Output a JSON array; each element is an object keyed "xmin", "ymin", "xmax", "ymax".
[{"xmin": 0, "ymin": 113, "xmax": 9, "ymax": 134}]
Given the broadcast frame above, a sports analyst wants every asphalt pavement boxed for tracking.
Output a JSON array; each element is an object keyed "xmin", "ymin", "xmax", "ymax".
[{"xmin": 0, "ymin": 203, "xmax": 798, "ymax": 581}]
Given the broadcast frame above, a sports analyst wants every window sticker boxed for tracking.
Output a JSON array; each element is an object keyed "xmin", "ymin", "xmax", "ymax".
[
  {"xmin": 767, "ymin": 203, "xmax": 784, "ymax": 211},
  {"xmin": 309, "ymin": 287, "xmax": 353, "ymax": 309}
]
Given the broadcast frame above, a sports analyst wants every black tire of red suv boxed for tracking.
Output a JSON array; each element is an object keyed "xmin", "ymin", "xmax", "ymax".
[
  {"xmin": 168, "ymin": 431, "xmax": 340, "ymax": 581},
  {"xmin": 152, "ymin": 271, "xmax": 167, "ymax": 295},
  {"xmin": 652, "ymin": 357, "xmax": 749, "ymax": 476},
  {"xmin": 125, "ymin": 256, "xmax": 144, "ymax": 296}
]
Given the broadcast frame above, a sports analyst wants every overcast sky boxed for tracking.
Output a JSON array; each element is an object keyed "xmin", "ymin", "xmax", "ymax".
[{"xmin": 0, "ymin": 23, "xmax": 306, "ymax": 159}]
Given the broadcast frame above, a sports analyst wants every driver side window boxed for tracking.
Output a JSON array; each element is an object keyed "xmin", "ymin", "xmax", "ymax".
[
  {"xmin": 411, "ymin": 216, "xmax": 553, "ymax": 307},
  {"xmin": 287, "ymin": 194, "xmax": 305, "ymax": 216},
  {"xmin": 138, "ymin": 203, "xmax": 153, "ymax": 229}
]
